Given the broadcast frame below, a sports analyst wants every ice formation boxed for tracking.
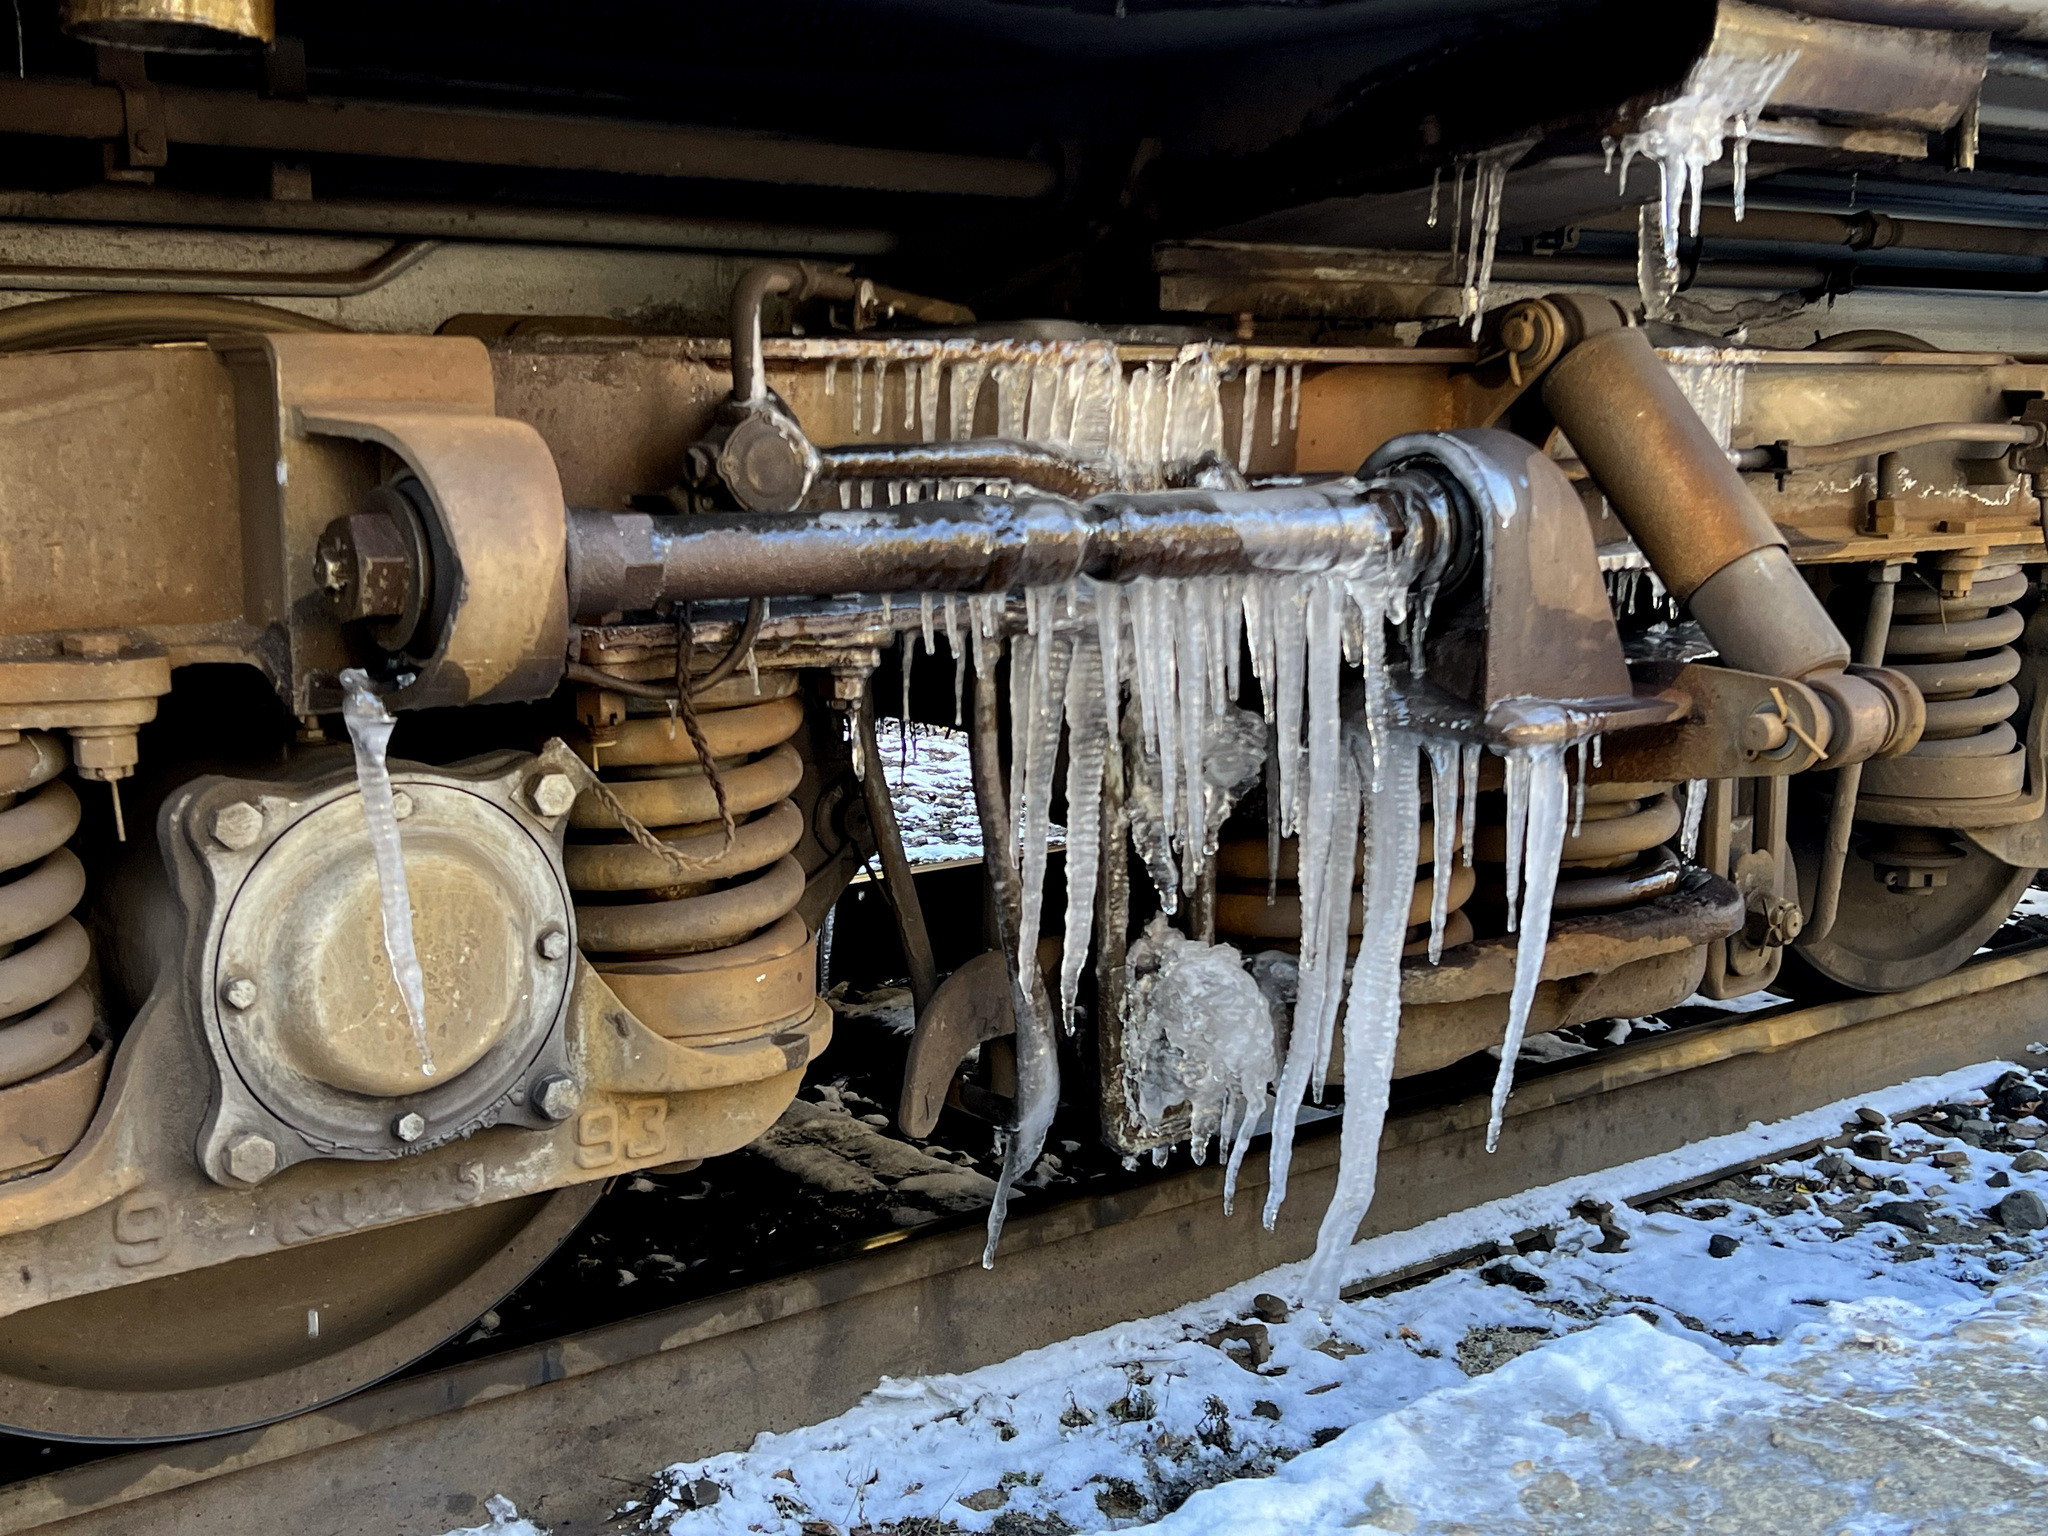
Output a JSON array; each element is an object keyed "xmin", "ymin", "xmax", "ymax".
[
  {"xmin": 339, "ymin": 668, "xmax": 435, "ymax": 1078},
  {"xmin": 1609, "ymin": 50, "xmax": 1798, "ymax": 318},
  {"xmin": 1122, "ymin": 915, "xmax": 1279, "ymax": 1211},
  {"xmin": 960, "ymin": 522, "xmax": 1593, "ymax": 1307}
]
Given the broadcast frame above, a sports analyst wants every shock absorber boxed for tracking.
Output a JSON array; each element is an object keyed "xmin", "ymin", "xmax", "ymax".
[
  {"xmin": 1858, "ymin": 563, "xmax": 2028, "ymax": 813},
  {"xmin": 564, "ymin": 665, "xmax": 818, "ymax": 1044},
  {"xmin": 0, "ymin": 734, "xmax": 96, "ymax": 1097}
]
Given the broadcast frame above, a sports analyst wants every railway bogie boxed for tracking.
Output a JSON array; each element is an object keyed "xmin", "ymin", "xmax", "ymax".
[{"xmin": 0, "ymin": 0, "xmax": 2044, "ymax": 1450}]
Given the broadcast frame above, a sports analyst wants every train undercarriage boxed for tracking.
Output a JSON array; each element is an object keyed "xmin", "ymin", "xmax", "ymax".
[{"xmin": 1, "ymin": 0, "xmax": 2048, "ymax": 1447}]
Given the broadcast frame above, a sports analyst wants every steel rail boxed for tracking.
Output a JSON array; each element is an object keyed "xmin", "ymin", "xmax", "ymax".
[{"xmin": 4, "ymin": 941, "xmax": 2047, "ymax": 1535}]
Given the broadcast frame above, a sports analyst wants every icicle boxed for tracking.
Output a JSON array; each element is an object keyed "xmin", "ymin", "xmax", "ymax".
[
  {"xmin": 1301, "ymin": 739, "xmax": 1419, "ymax": 1306},
  {"xmin": 1425, "ymin": 738, "xmax": 1460, "ymax": 964},
  {"xmin": 837, "ymin": 480, "xmax": 851, "ymax": 510},
  {"xmin": 1237, "ymin": 362, "xmax": 1262, "ymax": 474},
  {"xmin": 1427, "ymin": 165, "xmax": 1441, "ymax": 228},
  {"xmin": 1484, "ymin": 740, "xmax": 1570, "ymax": 1152},
  {"xmin": 903, "ymin": 359, "xmax": 918, "ymax": 431},
  {"xmin": 1503, "ymin": 747, "xmax": 1529, "ymax": 930},
  {"xmin": 825, "ymin": 358, "xmax": 837, "ymax": 397},
  {"xmin": 900, "ymin": 631, "xmax": 915, "ymax": 774},
  {"xmin": 1615, "ymin": 51, "xmax": 1798, "ymax": 300},
  {"xmin": 1680, "ymin": 778, "xmax": 1708, "ymax": 859},
  {"xmin": 870, "ymin": 357, "xmax": 888, "ymax": 436},
  {"xmin": 1059, "ymin": 625, "xmax": 1108, "ymax": 1028},
  {"xmin": 1460, "ymin": 740, "xmax": 1480, "ymax": 871},
  {"xmin": 1572, "ymin": 738, "xmax": 1589, "ymax": 838},
  {"xmin": 944, "ymin": 593, "xmax": 966, "ymax": 726},
  {"xmin": 1269, "ymin": 354, "xmax": 1284, "ymax": 446},
  {"xmin": 920, "ymin": 591, "xmax": 936, "ymax": 656},
  {"xmin": 1288, "ymin": 363, "xmax": 1302, "ymax": 431},
  {"xmin": 851, "ymin": 357, "xmax": 866, "ymax": 432},
  {"xmin": 338, "ymin": 669, "xmax": 435, "ymax": 1079}
]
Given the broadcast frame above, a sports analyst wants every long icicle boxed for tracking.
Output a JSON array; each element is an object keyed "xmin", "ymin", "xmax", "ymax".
[
  {"xmin": 1484, "ymin": 741, "xmax": 1570, "ymax": 1152},
  {"xmin": 1301, "ymin": 736, "xmax": 1419, "ymax": 1306}
]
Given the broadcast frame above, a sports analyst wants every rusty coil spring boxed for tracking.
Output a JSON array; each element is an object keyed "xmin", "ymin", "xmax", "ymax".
[
  {"xmin": 1471, "ymin": 780, "xmax": 1683, "ymax": 916},
  {"xmin": 0, "ymin": 734, "xmax": 95, "ymax": 1088},
  {"xmin": 1860, "ymin": 565, "xmax": 2028, "ymax": 807},
  {"xmin": 1214, "ymin": 781, "xmax": 1478, "ymax": 956},
  {"xmin": 567, "ymin": 668, "xmax": 818, "ymax": 1043}
]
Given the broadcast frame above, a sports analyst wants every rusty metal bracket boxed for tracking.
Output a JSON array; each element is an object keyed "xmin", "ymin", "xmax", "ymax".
[{"xmin": 93, "ymin": 47, "xmax": 166, "ymax": 183}]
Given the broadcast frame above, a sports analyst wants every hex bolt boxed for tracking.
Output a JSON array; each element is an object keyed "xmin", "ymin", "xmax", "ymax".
[
  {"xmin": 393, "ymin": 1111, "xmax": 427, "ymax": 1143},
  {"xmin": 390, "ymin": 789, "xmax": 415, "ymax": 821},
  {"xmin": 537, "ymin": 928, "xmax": 571, "ymax": 961},
  {"xmin": 224, "ymin": 1132, "xmax": 279, "ymax": 1185},
  {"xmin": 532, "ymin": 1074, "xmax": 580, "ymax": 1122},
  {"xmin": 221, "ymin": 975, "xmax": 258, "ymax": 1011},
  {"xmin": 212, "ymin": 801, "xmax": 265, "ymax": 851},
  {"xmin": 528, "ymin": 772, "xmax": 578, "ymax": 818}
]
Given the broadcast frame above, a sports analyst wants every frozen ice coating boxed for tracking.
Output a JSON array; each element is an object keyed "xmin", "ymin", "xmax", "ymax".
[
  {"xmin": 1302, "ymin": 739, "xmax": 1420, "ymax": 1306},
  {"xmin": 1610, "ymin": 50, "xmax": 1799, "ymax": 315},
  {"xmin": 1665, "ymin": 347, "xmax": 1749, "ymax": 450},
  {"xmin": 1122, "ymin": 916, "xmax": 1278, "ymax": 1212},
  {"xmin": 1424, "ymin": 739, "xmax": 1460, "ymax": 963},
  {"xmin": 1485, "ymin": 739, "xmax": 1571, "ymax": 1153},
  {"xmin": 1681, "ymin": 777, "xmax": 1709, "ymax": 859},
  {"xmin": 338, "ymin": 668, "xmax": 436, "ymax": 1080},
  {"xmin": 1455, "ymin": 147, "xmax": 1514, "ymax": 338}
]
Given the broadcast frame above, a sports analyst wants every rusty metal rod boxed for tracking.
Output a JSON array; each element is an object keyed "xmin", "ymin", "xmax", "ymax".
[
  {"xmin": 817, "ymin": 440, "xmax": 1116, "ymax": 500},
  {"xmin": 854, "ymin": 696, "xmax": 939, "ymax": 1016},
  {"xmin": 565, "ymin": 478, "xmax": 1445, "ymax": 618},
  {"xmin": 1732, "ymin": 421, "xmax": 2043, "ymax": 472},
  {"xmin": 0, "ymin": 239, "xmax": 439, "ymax": 296}
]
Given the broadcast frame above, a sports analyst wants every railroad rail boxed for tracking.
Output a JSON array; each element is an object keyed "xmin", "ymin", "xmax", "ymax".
[{"xmin": 6, "ymin": 938, "xmax": 2048, "ymax": 1536}]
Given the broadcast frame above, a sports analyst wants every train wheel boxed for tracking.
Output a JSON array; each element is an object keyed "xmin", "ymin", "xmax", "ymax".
[
  {"xmin": 0, "ymin": 1183, "xmax": 598, "ymax": 1442},
  {"xmin": 1788, "ymin": 824, "xmax": 2035, "ymax": 995}
]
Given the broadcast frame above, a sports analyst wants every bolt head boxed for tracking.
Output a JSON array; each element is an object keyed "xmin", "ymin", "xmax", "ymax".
[
  {"xmin": 221, "ymin": 975, "xmax": 258, "ymax": 1011},
  {"xmin": 393, "ymin": 1111, "xmax": 427, "ymax": 1143},
  {"xmin": 212, "ymin": 801, "xmax": 265, "ymax": 850},
  {"xmin": 224, "ymin": 1132, "xmax": 278, "ymax": 1184},
  {"xmin": 533, "ymin": 1074, "xmax": 580, "ymax": 1122},
  {"xmin": 390, "ymin": 789, "xmax": 415, "ymax": 821},
  {"xmin": 537, "ymin": 928, "xmax": 571, "ymax": 961},
  {"xmin": 529, "ymin": 772, "xmax": 578, "ymax": 818}
]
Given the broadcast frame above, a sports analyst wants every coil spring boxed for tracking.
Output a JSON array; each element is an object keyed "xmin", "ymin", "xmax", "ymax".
[
  {"xmin": 1470, "ymin": 779, "xmax": 1684, "ymax": 918},
  {"xmin": 566, "ymin": 667, "xmax": 817, "ymax": 1042},
  {"xmin": 0, "ymin": 734, "xmax": 95, "ymax": 1089},
  {"xmin": 1860, "ymin": 564, "xmax": 2028, "ymax": 806},
  {"xmin": 1213, "ymin": 784, "xmax": 1477, "ymax": 956}
]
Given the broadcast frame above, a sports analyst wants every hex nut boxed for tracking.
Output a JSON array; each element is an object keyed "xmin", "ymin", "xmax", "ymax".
[
  {"xmin": 537, "ymin": 928, "xmax": 571, "ymax": 961},
  {"xmin": 393, "ymin": 1111, "xmax": 427, "ymax": 1143},
  {"xmin": 533, "ymin": 1074, "xmax": 580, "ymax": 1122},
  {"xmin": 221, "ymin": 975, "xmax": 258, "ymax": 1011},
  {"xmin": 212, "ymin": 801, "xmax": 265, "ymax": 851},
  {"xmin": 224, "ymin": 1132, "xmax": 279, "ymax": 1184},
  {"xmin": 529, "ymin": 772, "xmax": 578, "ymax": 818},
  {"xmin": 390, "ymin": 789, "xmax": 415, "ymax": 821}
]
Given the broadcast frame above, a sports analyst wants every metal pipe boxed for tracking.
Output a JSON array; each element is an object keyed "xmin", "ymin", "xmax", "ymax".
[
  {"xmin": 0, "ymin": 77, "xmax": 1060, "ymax": 199},
  {"xmin": 565, "ymin": 479, "xmax": 1440, "ymax": 618},
  {"xmin": 854, "ymin": 697, "xmax": 939, "ymax": 1016},
  {"xmin": 0, "ymin": 239, "xmax": 438, "ymax": 296},
  {"xmin": 1806, "ymin": 562, "xmax": 1903, "ymax": 945},
  {"xmin": 1731, "ymin": 420, "xmax": 2042, "ymax": 472},
  {"xmin": 730, "ymin": 261, "xmax": 973, "ymax": 405},
  {"xmin": 818, "ymin": 441, "xmax": 1117, "ymax": 501},
  {"xmin": 0, "ymin": 187, "xmax": 899, "ymax": 257}
]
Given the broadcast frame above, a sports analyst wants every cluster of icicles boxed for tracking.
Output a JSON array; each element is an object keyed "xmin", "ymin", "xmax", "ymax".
[
  {"xmin": 937, "ymin": 568, "xmax": 1589, "ymax": 1307},
  {"xmin": 823, "ymin": 337, "xmax": 1307, "ymax": 494},
  {"xmin": 1605, "ymin": 49, "xmax": 1799, "ymax": 320}
]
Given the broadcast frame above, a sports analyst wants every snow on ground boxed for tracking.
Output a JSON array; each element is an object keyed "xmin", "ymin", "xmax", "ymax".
[
  {"xmin": 874, "ymin": 719, "xmax": 1062, "ymax": 868},
  {"xmin": 421, "ymin": 1060, "xmax": 2046, "ymax": 1536}
]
